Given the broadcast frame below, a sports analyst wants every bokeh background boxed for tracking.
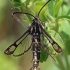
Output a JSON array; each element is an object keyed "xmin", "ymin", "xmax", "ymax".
[{"xmin": 0, "ymin": 0, "xmax": 70, "ymax": 70}]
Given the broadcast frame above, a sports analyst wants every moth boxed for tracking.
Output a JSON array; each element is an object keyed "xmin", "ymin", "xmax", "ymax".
[{"xmin": 4, "ymin": 0, "xmax": 62, "ymax": 70}]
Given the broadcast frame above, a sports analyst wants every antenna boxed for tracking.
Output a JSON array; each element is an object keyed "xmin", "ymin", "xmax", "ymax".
[
  {"xmin": 12, "ymin": 12, "xmax": 36, "ymax": 19},
  {"xmin": 38, "ymin": 0, "xmax": 52, "ymax": 17}
]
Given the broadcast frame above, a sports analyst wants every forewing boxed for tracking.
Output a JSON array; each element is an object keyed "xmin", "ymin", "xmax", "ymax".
[
  {"xmin": 4, "ymin": 12, "xmax": 32, "ymax": 56},
  {"xmin": 4, "ymin": 33, "xmax": 31, "ymax": 56},
  {"xmin": 41, "ymin": 28, "xmax": 62, "ymax": 53},
  {"xmin": 13, "ymin": 34, "xmax": 31, "ymax": 56}
]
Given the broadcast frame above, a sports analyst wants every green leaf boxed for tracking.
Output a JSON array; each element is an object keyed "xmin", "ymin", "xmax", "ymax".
[
  {"xmin": 13, "ymin": 2, "xmax": 22, "ymax": 8},
  {"xmin": 66, "ymin": 9, "xmax": 70, "ymax": 15},
  {"xmin": 34, "ymin": 1, "xmax": 45, "ymax": 13},
  {"xmin": 65, "ymin": 39, "xmax": 70, "ymax": 54},
  {"xmin": 40, "ymin": 9, "xmax": 48, "ymax": 22},
  {"xmin": 59, "ymin": 20, "xmax": 70, "ymax": 37},
  {"xmin": 54, "ymin": 0, "xmax": 63, "ymax": 17},
  {"xmin": 40, "ymin": 48, "xmax": 48, "ymax": 62},
  {"xmin": 25, "ymin": 0, "xmax": 30, "ymax": 6},
  {"xmin": 48, "ymin": 0, "xmax": 54, "ymax": 16},
  {"xmin": 60, "ymin": 31, "xmax": 70, "ymax": 54},
  {"xmin": 60, "ymin": 31, "xmax": 70, "ymax": 40},
  {"xmin": 11, "ymin": 0, "xmax": 21, "ymax": 3},
  {"xmin": 34, "ymin": 1, "xmax": 49, "ymax": 21},
  {"xmin": 59, "ymin": 20, "xmax": 70, "ymax": 54},
  {"xmin": 58, "ymin": 15, "xmax": 70, "ymax": 19}
]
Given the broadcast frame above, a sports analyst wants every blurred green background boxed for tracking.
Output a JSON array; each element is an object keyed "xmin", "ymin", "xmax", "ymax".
[{"xmin": 0, "ymin": 0, "xmax": 70, "ymax": 70}]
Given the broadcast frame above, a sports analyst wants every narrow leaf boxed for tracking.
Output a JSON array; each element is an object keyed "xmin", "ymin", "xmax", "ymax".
[{"xmin": 54, "ymin": 0, "xmax": 63, "ymax": 17}]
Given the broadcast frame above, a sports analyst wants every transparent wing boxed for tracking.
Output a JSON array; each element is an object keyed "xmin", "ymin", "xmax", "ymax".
[
  {"xmin": 4, "ymin": 12, "xmax": 32, "ymax": 56},
  {"xmin": 41, "ymin": 27, "xmax": 62, "ymax": 53},
  {"xmin": 4, "ymin": 29, "xmax": 32, "ymax": 56},
  {"xmin": 13, "ymin": 34, "xmax": 32, "ymax": 57},
  {"xmin": 40, "ymin": 34, "xmax": 56, "ymax": 61}
]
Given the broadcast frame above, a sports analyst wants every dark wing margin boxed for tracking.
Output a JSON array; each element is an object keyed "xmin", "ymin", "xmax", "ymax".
[
  {"xmin": 4, "ymin": 29, "xmax": 30, "ymax": 55},
  {"xmin": 13, "ymin": 43, "xmax": 32, "ymax": 57},
  {"xmin": 40, "ymin": 25, "xmax": 62, "ymax": 53}
]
